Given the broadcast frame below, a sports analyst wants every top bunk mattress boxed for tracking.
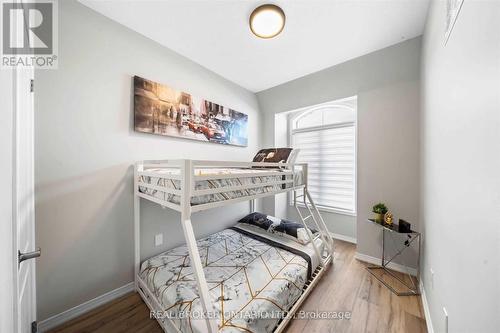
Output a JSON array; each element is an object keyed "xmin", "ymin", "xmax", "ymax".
[
  {"xmin": 138, "ymin": 167, "xmax": 304, "ymax": 206},
  {"xmin": 139, "ymin": 224, "xmax": 323, "ymax": 333}
]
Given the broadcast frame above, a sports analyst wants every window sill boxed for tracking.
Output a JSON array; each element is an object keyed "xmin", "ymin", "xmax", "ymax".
[{"xmin": 292, "ymin": 202, "xmax": 357, "ymax": 217}]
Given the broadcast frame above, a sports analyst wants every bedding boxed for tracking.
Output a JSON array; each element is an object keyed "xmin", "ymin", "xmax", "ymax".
[
  {"xmin": 238, "ymin": 212, "xmax": 317, "ymax": 245},
  {"xmin": 252, "ymin": 148, "xmax": 293, "ymax": 165},
  {"xmin": 139, "ymin": 224, "xmax": 323, "ymax": 333},
  {"xmin": 138, "ymin": 167, "xmax": 303, "ymax": 206}
]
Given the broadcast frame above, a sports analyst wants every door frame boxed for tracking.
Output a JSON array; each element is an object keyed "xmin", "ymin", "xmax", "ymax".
[
  {"xmin": 0, "ymin": 67, "xmax": 17, "ymax": 333},
  {"xmin": 0, "ymin": 68, "xmax": 33, "ymax": 333},
  {"xmin": 13, "ymin": 64, "xmax": 37, "ymax": 333},
  {"xmin": 1, "ymin": 7, "xmax": 37, "ymax": 331}
]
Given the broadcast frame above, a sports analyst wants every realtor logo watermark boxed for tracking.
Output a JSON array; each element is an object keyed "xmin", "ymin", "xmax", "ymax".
[{"xmin": 1, "ymin": 0, "xmax": 58, "ymax": 68}]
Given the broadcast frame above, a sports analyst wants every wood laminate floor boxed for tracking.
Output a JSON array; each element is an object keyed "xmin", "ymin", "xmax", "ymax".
[{"xmin": 48, "ymin": 240, "xmax": 426, "ymax": 333}]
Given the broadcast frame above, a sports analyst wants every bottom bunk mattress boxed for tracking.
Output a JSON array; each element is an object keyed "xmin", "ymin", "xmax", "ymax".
[{"xmin": 139, "ymin": 224, "xmax": 323, "ymax": 333}]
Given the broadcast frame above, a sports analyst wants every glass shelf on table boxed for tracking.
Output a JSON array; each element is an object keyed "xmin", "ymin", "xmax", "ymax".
[{"xmin": 367, "ymin": 219, "xmax": 419, "ymax": 235}]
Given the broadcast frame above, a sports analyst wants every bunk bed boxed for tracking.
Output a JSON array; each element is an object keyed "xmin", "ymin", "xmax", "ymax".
[{"xmin": 134, "ymin": 159, "xmax": 334, "ymax": 333}]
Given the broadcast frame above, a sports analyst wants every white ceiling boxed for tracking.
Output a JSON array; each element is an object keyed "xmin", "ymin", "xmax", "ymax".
[{"xmin": 80, "ymin": 0, "xmax": 430, "ymax": 92}]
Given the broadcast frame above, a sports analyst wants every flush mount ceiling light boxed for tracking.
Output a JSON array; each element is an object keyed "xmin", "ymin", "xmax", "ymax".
[{"xmin": 249, "ymin": 4, "xmax": 285, "ymax": 39}]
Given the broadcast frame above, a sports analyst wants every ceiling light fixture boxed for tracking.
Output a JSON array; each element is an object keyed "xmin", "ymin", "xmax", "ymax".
[{"xmin": 249, "ymin": 4, "xmax": 285, "ymax": 39}]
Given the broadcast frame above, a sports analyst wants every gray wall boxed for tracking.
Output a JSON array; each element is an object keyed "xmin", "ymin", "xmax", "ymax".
[
  {"xmin": 35, "ymin": 0, "xmax": 261, "ymax": 321},
  {"xmin": 257, "ymin": 38, "xmax": 421, "ymax": 264},
  {"xmin": 421, "ymin": 1, "xmax": 500, "ymax": 332}
]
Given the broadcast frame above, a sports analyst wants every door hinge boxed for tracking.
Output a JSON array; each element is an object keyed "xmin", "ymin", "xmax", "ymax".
[
  {"xmin": 31, "ymin": 321, "xmax": 38, "ymax": 333},
  {"xmin": 30, "ymin": 79, "xmax": 34, "ymax": 93}
]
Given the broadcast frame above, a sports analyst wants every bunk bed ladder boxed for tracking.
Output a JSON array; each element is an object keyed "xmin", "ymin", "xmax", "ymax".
[
  {"xmin": 293, "ymin": 189, "xmax": 335, "ymax": 265},
  {"xmin": 305, "ymin": 190, "xmax": 335, "ymax": 253}
]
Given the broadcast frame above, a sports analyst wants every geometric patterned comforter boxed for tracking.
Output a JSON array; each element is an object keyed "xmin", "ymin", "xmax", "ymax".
[{"xmin": 140, "ymin": 225, "xmax": 320, "ymax": 333}]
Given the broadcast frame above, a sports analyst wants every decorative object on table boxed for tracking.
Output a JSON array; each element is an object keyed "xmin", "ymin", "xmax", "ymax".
[
  {"xmin": 384, "ymin": 212, "xmax": 394, "ymax": 225},
  {"xmin": 398, "ymin": 219, "xmax": 412, "ymax": 233},
  {"xmin": 365, "ymin": 219, "xmax": 421, "ymax": 296},
  {"xmin": 134, "ymin": 76, "xmax": 249, "ymax": 146},
  {"xmin": 372, "ymin": 203, "xmax": 388, "ymax": 223}
]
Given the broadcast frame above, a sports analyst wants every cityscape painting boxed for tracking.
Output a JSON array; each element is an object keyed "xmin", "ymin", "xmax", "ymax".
[{"xmin": 134, "ymin": 76, "xmax": 248, "ymax": 146}]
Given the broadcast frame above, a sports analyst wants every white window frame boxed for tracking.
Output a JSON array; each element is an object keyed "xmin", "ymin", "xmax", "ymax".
[{"xmin": 288, "ymin": 98, "xmax": 357, "ymax": 217}]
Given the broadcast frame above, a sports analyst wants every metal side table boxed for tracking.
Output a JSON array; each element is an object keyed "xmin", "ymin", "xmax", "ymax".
[{"xmin": 365, "ymin": 219, "xmax": 421, "ymax": 296}]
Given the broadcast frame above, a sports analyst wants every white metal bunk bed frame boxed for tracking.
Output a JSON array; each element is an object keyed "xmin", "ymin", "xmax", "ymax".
[{"xmin": 134, "ymin": 159, "xmax": 334, "ymax": 333}]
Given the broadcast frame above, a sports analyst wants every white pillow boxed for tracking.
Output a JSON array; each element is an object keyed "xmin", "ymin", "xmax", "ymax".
[{"xmin": 287, "ymin": 148, "xmax": 300, "ymax": 164}]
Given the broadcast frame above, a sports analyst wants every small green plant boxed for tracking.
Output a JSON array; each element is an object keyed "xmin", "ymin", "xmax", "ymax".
[{"xmin": 372, "ymin": 203, "xmax": 388, "ymax": 214}]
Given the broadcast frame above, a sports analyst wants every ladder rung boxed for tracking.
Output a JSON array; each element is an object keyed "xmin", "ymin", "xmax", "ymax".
[{"xmin": 303, "ymin": 215, "xmax": 313, "ymax": 220}]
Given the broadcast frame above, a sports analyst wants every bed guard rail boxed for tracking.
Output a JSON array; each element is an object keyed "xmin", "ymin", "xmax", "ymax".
[{"xmin": 135, "ymin": 159, "xmax": 308, "ymax": 212}]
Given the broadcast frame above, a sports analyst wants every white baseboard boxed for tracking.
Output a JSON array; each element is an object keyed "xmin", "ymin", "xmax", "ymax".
[
  {"xmin": 330, "ymin": 232, "xmax": 357, "ymax": 244},
  {"xmin": 420, "ymin": 281, "xmax": 434, "ymax": 333},
  {"xmin": 38, "ymin": 282, "xmax": 135, "ymax": 332},
  {"xmin": 355, "ymin": 252, "xmax": 417, "ymax": 276}
]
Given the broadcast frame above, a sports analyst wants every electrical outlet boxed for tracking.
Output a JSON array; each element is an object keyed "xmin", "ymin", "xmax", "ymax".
[
  {"xmin": 430, "ymin": 268, "xmax": 435, "ymax": 290},
  {"xmin": 155, "ymin": 233, "xmax": 163, "ymax": 247},
  {"xmin": 443, "ymin": 307, "xmax": 448, "ymax": 333}
]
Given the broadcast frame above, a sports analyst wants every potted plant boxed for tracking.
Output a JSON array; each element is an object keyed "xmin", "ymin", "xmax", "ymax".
[{"xmin": 372, "ymin": 203, "xmax": 388, "ymax": 223}]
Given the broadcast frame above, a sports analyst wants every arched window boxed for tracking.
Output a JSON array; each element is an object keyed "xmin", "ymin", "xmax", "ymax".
[{"xmin": 290, "ymin": 97, "xmax": 357, "ymax": 215}]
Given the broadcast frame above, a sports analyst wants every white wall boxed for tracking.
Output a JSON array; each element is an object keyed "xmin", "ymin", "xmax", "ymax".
[
  {"xmin": 257, "ymin": 38, "xmax": 421, "ymax": 263},
  {"xmin": 35, "ymin": 0, "xmax": 261, "ymax": 321},
  {"xmin": 421, "ymin": 1, "xmax": 500, "ymax": 332}
]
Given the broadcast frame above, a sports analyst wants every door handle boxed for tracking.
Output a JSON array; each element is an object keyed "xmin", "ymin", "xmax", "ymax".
[{"xmin": 18, "ymin": 248, "xmax": 41, "ymax": 265}]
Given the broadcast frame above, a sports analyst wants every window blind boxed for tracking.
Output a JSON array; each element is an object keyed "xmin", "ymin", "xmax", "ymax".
[{"xmin": 292, "ymin": 124, "xmax": 356, "ymax": 214}]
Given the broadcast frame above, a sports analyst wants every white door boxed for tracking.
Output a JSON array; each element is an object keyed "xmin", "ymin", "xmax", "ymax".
[
  {"xmin": 9, "ymin": 2, "xmax": 39, "ymax": 330},
  {"xmin": 14, "ymin": 65, "xmax": 38, "ymax": 333},
  {"xmin": 0, "ymin": 66, "xmax": 16, "ymax": 333}
]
